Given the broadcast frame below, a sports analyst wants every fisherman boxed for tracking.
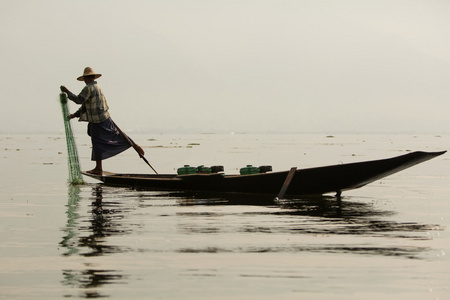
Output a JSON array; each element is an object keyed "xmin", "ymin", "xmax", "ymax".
[{"xmin": 60, "ymin": 67, "xmax": 142, "ymax": 175}]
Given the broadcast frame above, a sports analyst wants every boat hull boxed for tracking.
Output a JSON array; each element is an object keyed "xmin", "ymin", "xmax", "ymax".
[{"xmin": 83, "ymin": 151, "xmax": 445, "ymax": 196}]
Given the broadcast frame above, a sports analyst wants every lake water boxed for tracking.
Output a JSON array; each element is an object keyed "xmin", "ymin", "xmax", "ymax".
[{"xmin": 0, "ymin": 133, "xmax": 449, "ymax": 299}]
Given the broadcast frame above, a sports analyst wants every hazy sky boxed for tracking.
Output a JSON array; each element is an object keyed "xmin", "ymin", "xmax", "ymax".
[{"xmin": 1, "ymin": 0, "xmax": 450, "ymax": 134}]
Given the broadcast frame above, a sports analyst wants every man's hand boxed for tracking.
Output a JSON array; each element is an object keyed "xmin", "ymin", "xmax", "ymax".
[{"xmin": 60, "ymin": 85, "xmax": 70, "ymax": 94}]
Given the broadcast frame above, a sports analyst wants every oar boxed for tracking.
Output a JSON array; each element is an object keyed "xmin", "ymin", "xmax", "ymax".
[{"xmin": 111, "ymin": 120, "xmax": 158, "ymax": 174}]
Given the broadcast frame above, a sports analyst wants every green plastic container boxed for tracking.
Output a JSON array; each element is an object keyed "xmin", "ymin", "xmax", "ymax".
[
  {"xmin": 177, "ymin": 165, "xmax": 198, "ymax": 175},
  {"xmin": 197, "ymin": 165, "xmax": 211, "ymax": 174},
  {"xmin": 240, "ymin": 165, "xmax": 260, "ymax": 175}
]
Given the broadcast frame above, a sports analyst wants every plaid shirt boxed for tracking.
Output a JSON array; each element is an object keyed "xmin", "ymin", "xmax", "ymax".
[{"xmin": 68, "ymin": 81, "xmax": 110, "ymax": 123}]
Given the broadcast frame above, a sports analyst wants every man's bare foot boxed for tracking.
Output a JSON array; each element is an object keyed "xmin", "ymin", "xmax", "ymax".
[
  {"xmin": 86, "ymin": 169, "xmax": 103, "ymax": 175},
  {"xmin": 135, "ymin": 145, "xmax": 145, "ymax": 157}
]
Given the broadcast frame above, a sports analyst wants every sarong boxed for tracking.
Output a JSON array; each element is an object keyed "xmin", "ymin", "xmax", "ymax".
[{"xmin": 88, "ymin": 118, "xmax": 131, "ymax": 161}]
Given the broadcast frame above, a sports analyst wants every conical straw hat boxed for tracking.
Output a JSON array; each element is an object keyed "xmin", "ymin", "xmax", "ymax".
[{"xmin": 77, "ymin": 67, "xmax": 102, "ymax": 81}]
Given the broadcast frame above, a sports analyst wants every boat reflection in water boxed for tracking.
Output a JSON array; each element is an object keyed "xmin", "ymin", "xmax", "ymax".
[
  {"xmin": 59, "ymin": 185, "xmax": 443, "ymax": 298},
  {"xmin": 164, "ymin": 190, "xmax": 442, "ymax": 258}
]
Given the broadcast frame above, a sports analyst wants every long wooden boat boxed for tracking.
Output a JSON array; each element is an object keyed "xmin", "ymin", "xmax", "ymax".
[{"xmin": 83, "ymin": 151, "xmax": 445, "ymax": 197}]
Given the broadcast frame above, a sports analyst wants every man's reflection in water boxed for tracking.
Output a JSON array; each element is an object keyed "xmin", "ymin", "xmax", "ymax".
[{"xmin": 60, "ymin": 185, "xmax": 126, "ymax": 298}]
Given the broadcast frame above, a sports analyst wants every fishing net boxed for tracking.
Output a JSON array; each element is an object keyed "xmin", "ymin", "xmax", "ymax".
[{"xmin": 59, "ymin": 93, "xmax": 84, "ymax": 185}]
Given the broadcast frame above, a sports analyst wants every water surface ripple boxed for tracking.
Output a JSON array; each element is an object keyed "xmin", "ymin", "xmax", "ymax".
[
  {"xmin": 1, "ymin": 133, "xmax": 449, "ymax": 299},
  {"xmin": 57, "ymin": 182, "xmax": 445, "ymax": 298}
]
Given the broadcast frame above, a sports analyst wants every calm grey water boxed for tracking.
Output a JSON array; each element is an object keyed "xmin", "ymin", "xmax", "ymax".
[{"xmin": 0, "ymin": 133, "xmax": 449, "ymax": 299}]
